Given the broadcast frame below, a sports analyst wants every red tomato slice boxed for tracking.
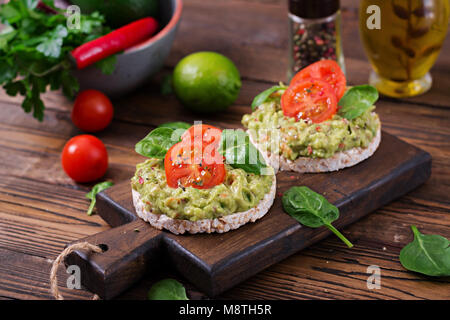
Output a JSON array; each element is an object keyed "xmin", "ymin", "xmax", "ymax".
[
  {"xmin": 281, "ymin": 78, "xmax": 338, "ymax": 123},
  {"xmin": 165, "ymin": 142, "xmax": 226, "ymax": 189},
  {"xmin": 181, "ymin": 124, "xmax": 222, "ymax": 149},
  {"xmin": 290, "ymin": 60, "xmax": 346, "ymax": 100}
]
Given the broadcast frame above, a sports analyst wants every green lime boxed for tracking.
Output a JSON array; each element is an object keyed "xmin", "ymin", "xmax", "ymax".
[
  {"xmin": 172, "ymin": 52, "xmax": 241, "ymax": 113},
  {"xmin": 71, "ymin": 0, "xmax": 158, "ymax": 28}
]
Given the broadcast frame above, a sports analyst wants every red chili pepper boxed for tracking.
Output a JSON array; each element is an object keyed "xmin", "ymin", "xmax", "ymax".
[{"xmin": 71, "ymin": 17, "xmax": 159, "ymax": 69}]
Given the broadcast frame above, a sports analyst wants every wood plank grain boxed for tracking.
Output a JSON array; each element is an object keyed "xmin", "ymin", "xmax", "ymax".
[{"xmin": 0, "ymin": 247, "xmax": 93, "ymax": 300}]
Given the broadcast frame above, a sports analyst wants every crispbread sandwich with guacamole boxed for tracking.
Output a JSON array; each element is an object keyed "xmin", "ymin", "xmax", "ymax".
[
  {"xmin": 132, "ymin": 123, "xmax": 275, "ymax": 234},
  {"xmin": 242, "ymin": 60, "xmax": 381, "ymax": 173}
]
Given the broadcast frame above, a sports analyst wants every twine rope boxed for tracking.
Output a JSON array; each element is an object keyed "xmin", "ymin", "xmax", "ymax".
[{"xmin": 50, "ymin": 242, "xmax": 103, "ymax": 300}]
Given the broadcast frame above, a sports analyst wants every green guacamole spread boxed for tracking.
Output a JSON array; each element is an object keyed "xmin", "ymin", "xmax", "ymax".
[
  {"xmin": 131, "ymin": 159, "xmax": 274, "ymax": 221},
  {"xmin": 242, "ymin": 101, "xmax": 380, "ymax": 159}
]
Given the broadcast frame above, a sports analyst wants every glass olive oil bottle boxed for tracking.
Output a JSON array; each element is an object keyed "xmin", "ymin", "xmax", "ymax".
[{"xmin": 359, "ymin": 0, "xmax": 449, "ymax": 97}]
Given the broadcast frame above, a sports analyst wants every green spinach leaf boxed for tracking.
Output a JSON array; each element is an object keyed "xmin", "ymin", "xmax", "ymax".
[
  {"xmin": 85, "ymin": 181, "xmax": 114, "ymax": 216},
  {"xmin": 251, "ymin": 85, "xmax": 286, "ymax": 110},
  {"xmin": 282, "ymin": 186, "xmax": 353, "ymax": 248},
  {"xmin": 158, "ymin": 121, "xmax": 191, "ymax": 130},
  {"xmin": 219, "ymin": 129, "xmax": 267, "ymax": 175},
  {"xmin": 147, "ymin": 279, "xmax": 188, "ymax": 300},
  {"xmin": 135, "ymin": 127, "xmax": 183, "ymax": 159},
  {"xmin": 399, "ymin": 225, "xmax": 450, "ymax": 276},
  {"xmin": 338, "ymin": 85, "xmax": 379, "ymax": 120}
]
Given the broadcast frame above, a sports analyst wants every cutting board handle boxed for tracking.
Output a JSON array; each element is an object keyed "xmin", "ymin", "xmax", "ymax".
[{"xmin": 64, "ymin": 219, "xmax": 163, "ymax": 299}]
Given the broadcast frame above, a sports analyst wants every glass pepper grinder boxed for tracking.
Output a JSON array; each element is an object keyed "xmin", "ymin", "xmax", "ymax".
[{"xmin": 288, "ymin": 0, "xmax": 345, "ymax": 80}]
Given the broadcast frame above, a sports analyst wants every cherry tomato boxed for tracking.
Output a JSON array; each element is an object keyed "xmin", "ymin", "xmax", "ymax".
[
  {"xmin": 71, "ymin": 90, "xmax": 114, "ymax": 132},
  {"xmin": 165, "ymin": 128, "xmax": 226, "ymax": 189},
  {"xmin": 290, "ymin": 60, "xmax": 347, "ymax": 100},
  {"xmin": 61, "ymin": 135, "xmax": 108, "ymax": 183},
  {"xmin": 281, "ymin": 78, "xmax": 337, "ymax": 123}
]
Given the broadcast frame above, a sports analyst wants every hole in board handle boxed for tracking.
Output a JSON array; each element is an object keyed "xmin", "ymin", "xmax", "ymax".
[{"xmin": 98, "ymin": 244, "xmax": 109, "ymax": 252}]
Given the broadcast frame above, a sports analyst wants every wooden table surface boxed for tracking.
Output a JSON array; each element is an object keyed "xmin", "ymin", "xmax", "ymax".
[{"xmin": 0, "ymin": 0, "xmax": 449, "ymax": 300}]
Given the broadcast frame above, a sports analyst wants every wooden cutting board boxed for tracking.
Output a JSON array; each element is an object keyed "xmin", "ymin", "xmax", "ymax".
[{"xmin": 65, "ymin": 131, "xmax": 431, "ymax": 299}]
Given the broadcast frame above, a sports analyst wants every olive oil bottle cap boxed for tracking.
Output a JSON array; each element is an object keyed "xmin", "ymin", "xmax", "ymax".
[{"xmin": 289, "ymin": 0, "xmax": 340, "ymax": 19}]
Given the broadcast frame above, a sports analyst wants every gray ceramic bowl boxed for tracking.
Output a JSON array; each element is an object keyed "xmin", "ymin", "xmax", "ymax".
[{"xmin": 72, "ymin": 0, "xmax": 182, "ymax": 97}]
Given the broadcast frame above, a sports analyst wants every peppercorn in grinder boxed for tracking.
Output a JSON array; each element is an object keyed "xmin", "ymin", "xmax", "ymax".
[{"xmin": 288, "ymin": 0, "xmax": 345, "ymax": 80}]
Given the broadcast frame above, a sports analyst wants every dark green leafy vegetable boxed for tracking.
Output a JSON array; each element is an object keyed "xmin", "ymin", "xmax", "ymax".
[
  {"xmin": 399, "ymin": 225, "xmax": 450, "ymax": 276},
  {"xmin": 219, "ymin": 129, "xmax": 267, "ymax": 175},
  {"xmin": 135, "ymin": 127, "xmax": 184, "ymax": 159},
  {"xmin": 85, "ymin": 181, "xmax": 114, "ymax": 215},
  {"xmin": 251, "ymin": 85, "xmax": 287, "ymax": 110},
  {"xmin": 147, "ymin": 279, "xmax": 188, "ymax": 300},
  {"xmin": 157, "ymin": 121, "xmax": 191, "ymax": 130},
  {"xmin": 282, "ymin": 186, "xmax": 353, "ymax": 248},
  {"xmin": 0, "ymin": 0, "xmax": 114, "ymax": 121},
  {"xmin": 337, "ymin": 85, "xmax": 379, "ymax": 120}
]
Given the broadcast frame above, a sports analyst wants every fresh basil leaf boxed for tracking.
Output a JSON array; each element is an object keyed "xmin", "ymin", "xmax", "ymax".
[
  {"xmin": 399, "ymin": 225, "xmax": 450, "ymax": 277},
  {"xmin": 158, "ymin": 121, "xmax": 191, "ymax": 130},
  {"xmin": 251, "ymin": 85, "xmax": 286, "ymax": 110},
  {"xmin": 147, "ymin": 279, "xmax": 188, "ymax": 300},
  {"xmin": 135, "ymin": 127, "xmax": 183, "ymax": 159},
  {"xmin": 219, "ymin": 129, "xmax": 267, "ymax": 175},
  {"xmin": 161, "ymin": 74, "xmax": 173, "ymax": 95},
  {"xmin": 338, "ymin": 85, "xmax": 379, "ymax": 120},
  {"xmin": 95, "ymin": 54, "xmax": 117, "ymax": 75},
  {"xmin": 282, "ymin": 186, "xmax": 353, "ymax": 248},
  {"xmin": 85, "ymin": 181, "xmax": 114, "ymax": 216}
]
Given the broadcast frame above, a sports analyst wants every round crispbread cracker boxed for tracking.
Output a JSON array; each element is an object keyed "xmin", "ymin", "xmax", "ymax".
[
  {"xmin": 132, "ymin": 175, "xmax": 276, "ymax": 235},
  {"xmin": 248, "ymin": 126, "xmax": 381, "ymax": 173}
]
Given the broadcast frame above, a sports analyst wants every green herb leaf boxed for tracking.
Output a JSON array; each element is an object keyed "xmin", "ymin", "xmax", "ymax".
[
  {"xmin": 0, "ymin": 25, "xmax": 18, "ymax": 51},
  {"xmin": 0, "ymin": 58, "xmax": 18, "ymax": 84},
  {"xmin": 160, "ymin": 74, "xmax": 173, "ymax": 95},
  {"xmin": 147, "ymin": 279, "xmax": 188, "ymax": 300},
  {"xmin": 4, "ymin": 80, "xmax": 26, "ymax": 96},
  {"xmin": 135, "ymin": 127, "xmax": 184, "ymax": 159},
  {"xmin": 0, "ymin": 2, "xmax": 21, "ymax": 23},
  {"xmin": 95, "ymin": 54, "xmax": 117, "ymax": 75},
  {"xmin": 0, "ymin": 1, "xmax": 112, "ymax": 121},
  {"xmin": 251, "ymin": 85, "xmax": 286, "ymax": 110},
  {"xmin": 60, "ymin": 69, "xmax": 79, "ymax": 99},
  {"xmin": 36, "ymin": 24, "xmax": 68, "ymax": 58},
  {"xmin": 338, "ymin": 85, "xmax": 379, "ymax": 120},
  {"xmin": 157, "ymin": 121, "xmax": 191, "ymax": 130},
  {"xmin": 85, "ymin": 181, "xmax": 114, "ymax": 216},
  {"xmin": 399, "ymin": 225, "xmax": 450, "ymax": 276},
  {"xmin": 219, "ymin": 129, "xmax": 267, "ymax": 175},
  {"xmin": 282, "ymin": 186, "xmax": 353, "ymax": 248}
]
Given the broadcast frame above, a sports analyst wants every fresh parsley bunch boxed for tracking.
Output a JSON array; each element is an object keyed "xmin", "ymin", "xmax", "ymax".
[{"xmin": 0, "ymin": 0, "xmax": 115, "ymax": 121}]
